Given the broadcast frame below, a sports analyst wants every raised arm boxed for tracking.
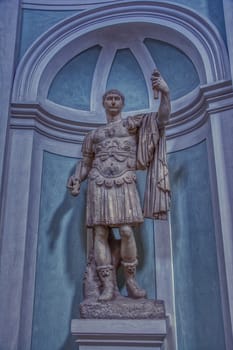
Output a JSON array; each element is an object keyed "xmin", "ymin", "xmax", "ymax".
[{"xmin": 151, "ymin": 70, "xmax": 171, "ymax": 127}]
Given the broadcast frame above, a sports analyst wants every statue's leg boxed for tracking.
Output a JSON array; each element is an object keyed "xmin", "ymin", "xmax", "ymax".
[
  {"xmin": 94, "ymin": 225, "xmax": 111, "ymax": 266},
  {"xmin": 94, "ymin": 225, "xmax": 114, "ymax": 301},
  {"xmin": 119, "ymin": 225, "xmax": 146, "ymax": 299}
]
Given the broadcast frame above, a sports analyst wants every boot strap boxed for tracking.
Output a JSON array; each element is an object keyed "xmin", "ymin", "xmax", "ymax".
[
  {"xmin": 121, "ymin": 259, "xmax": 138, "ymax": 267},
  {"xmin": 96, "ymin": 264, "xmax": 113, "ymax": 271}
]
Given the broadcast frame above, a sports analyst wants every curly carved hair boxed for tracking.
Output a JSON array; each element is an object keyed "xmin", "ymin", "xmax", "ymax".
[{"xmin": 102, "ymin": 89, "xmax": 125, "ymax": 105}]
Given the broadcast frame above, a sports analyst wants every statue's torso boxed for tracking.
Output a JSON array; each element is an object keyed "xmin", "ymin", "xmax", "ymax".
[{"xmin": 90, "ymin": 120, "xmax": 137, "ymax": 182}]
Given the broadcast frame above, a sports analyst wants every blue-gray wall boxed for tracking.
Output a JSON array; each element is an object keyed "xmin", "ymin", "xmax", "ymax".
[
  {"xmin": 31, "ymin": 153, "xmax": 86, "ymax": 350},
  {"xmin": 19, "ymin": 10, "xmax": 78, "ymax": 58},
  {"xmin": 48, "ymin": 46, "xmax": 102, "ymax": 110},
  {"xmin": 168, "ymin": 141, "xmax": 226, "ymax": 350}
]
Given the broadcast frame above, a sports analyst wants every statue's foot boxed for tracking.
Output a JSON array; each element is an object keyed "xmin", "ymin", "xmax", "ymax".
[
  {"xmin": 97, "ymin": 265, "xmax": 114, "ymax": 302},
  {"xmin": 126, "ymin": 279, "xmax": 147, "ymax": 299},
  {"xmin": 122, "ymin": 260, "xmax": 147, "ymax": 299},
  {"xmin": 98, "ymin": 286, "xmax": 114, "ymax": 302}
]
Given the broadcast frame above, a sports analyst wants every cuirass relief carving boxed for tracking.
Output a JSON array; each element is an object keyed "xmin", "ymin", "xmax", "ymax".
[{"xmin": 91, "ymin": 121, "xmax": 137, "ymax": 178}]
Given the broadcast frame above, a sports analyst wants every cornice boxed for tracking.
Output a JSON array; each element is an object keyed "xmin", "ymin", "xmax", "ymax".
[
  {"xmin": 167, "ymin": 80, "xmax": 233, "ymax": 138},
  {"xmin": 10, "ymin": 104, "xmax": 93, "ymax": 144},
  {"xmin": 11, "ymin": 80, "xmax": 233, "ymax": 143},
  {"xmin": 21, "ymin": 0, "xmax": 119, "ymax": 10}
]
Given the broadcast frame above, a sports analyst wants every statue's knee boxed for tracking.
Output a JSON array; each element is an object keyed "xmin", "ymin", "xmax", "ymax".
[{"xmin": 120, "ymin": 225, "xmax": 133, "ymax": 240}]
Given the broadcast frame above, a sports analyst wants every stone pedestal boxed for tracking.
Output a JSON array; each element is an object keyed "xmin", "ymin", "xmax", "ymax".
[
  {"xmin": 71, "ymin": 318, "xmax": 167, "ymax": 350},
  {"xmin": 80, "ymin": 297, "xmax": 165, "ymax": 319}
]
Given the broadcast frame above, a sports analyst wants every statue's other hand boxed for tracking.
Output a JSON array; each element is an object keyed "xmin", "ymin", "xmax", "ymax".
[
  {"xmin": 151, "ymin": 70, "xmax": 169, "ymax": 94},
  {"xmin": 67, "ymin": 175, "xmax": 81, "ymax": 196}
]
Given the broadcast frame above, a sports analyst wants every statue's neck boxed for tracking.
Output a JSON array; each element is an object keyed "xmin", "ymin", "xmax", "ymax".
[{"xmin": 106, "ymin": 113, "xmax": 122, "ymax": 123}]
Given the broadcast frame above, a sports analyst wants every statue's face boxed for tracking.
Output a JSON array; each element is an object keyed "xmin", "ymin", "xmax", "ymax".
[{"xmin": 103, "ymin": 93, "xmax": 124, "ymax": 116}]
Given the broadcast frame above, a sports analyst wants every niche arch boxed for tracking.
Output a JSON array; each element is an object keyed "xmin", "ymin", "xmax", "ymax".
[{"xmin": 12, "ymin": 1, "xmax": 230, "ymax": 137}]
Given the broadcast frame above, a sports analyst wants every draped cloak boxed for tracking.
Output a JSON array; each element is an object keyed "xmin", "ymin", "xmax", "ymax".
[{"xmin": 127, "ymin": 112, "xmax": 170, "ymax": 220}]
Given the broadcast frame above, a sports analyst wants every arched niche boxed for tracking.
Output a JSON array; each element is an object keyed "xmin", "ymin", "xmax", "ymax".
[{"xmin": 12, "ymin": 1, "xmax": 230, "ymax": 133}]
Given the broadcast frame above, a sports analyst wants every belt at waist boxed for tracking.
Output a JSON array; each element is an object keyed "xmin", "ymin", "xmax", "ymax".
[{"xmin": 89, "ymin": 169, "xmax": 137, "ymax": 188}]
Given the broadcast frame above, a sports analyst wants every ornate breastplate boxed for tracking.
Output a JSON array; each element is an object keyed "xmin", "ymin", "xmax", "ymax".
[{"xmin": 89, "ymin": 121, "xmax": 138, "ymax": 186}]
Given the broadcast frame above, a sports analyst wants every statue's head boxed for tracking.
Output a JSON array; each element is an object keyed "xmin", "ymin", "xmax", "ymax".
[
  {"xmin": 102, "ymin": 89, "xmax": 125, "ymax": 116},
  {"xmin": 102, "ymin": 89, "xmax": 125, "ymax": 105}
]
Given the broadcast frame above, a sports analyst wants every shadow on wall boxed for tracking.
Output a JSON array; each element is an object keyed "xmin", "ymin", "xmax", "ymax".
[
  {"xmin": 46, "ymin": 165, "xmax": 87, "ymax": 350},
  {"xmin": 32, "ymin": 156, "xmax": 87, "ymax": 350}
]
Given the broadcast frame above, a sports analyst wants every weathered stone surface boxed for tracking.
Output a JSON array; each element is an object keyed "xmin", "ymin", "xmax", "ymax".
[
  {"xmin": 80, "ymin": 297, "xmax": 165, "ymax": 319},
  {"xmin": 68, "ymin": 74, "xmax": 171, "ymax": 304}
]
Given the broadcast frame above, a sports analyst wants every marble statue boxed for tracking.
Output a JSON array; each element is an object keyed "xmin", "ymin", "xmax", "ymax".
[{"xmin": 67, "ymin": 71, "xmax": 171, "ymax": 307}]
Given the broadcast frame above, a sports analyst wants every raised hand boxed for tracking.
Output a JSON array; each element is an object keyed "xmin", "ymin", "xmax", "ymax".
[{"xmin": 151, "ymin": 70, "xmax": 169, "ymax": 95}]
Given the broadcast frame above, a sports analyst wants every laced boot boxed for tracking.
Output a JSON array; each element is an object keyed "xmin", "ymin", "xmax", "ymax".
[
  {"xmin": 122, "ymin": 260, "xmax": 147, "ymax": 299},
  {"xmin": 97, "ymin": 265, "xmax": 114, "ymax": 301}
]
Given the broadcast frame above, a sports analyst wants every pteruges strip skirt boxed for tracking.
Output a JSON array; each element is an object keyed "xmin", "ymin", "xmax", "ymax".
[{"xmin": 86, "ymin": 179, "xmax": 144, "ymax": 227}]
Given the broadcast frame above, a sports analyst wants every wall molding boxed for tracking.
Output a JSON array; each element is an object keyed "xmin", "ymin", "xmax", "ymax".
[
  {"xmin": 11, "ymin": 80, "xmax": 233, "ymax": 145},
  {"xmin": 21, "ymin": 0, "xmax": 119, "ymax": 10}
]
